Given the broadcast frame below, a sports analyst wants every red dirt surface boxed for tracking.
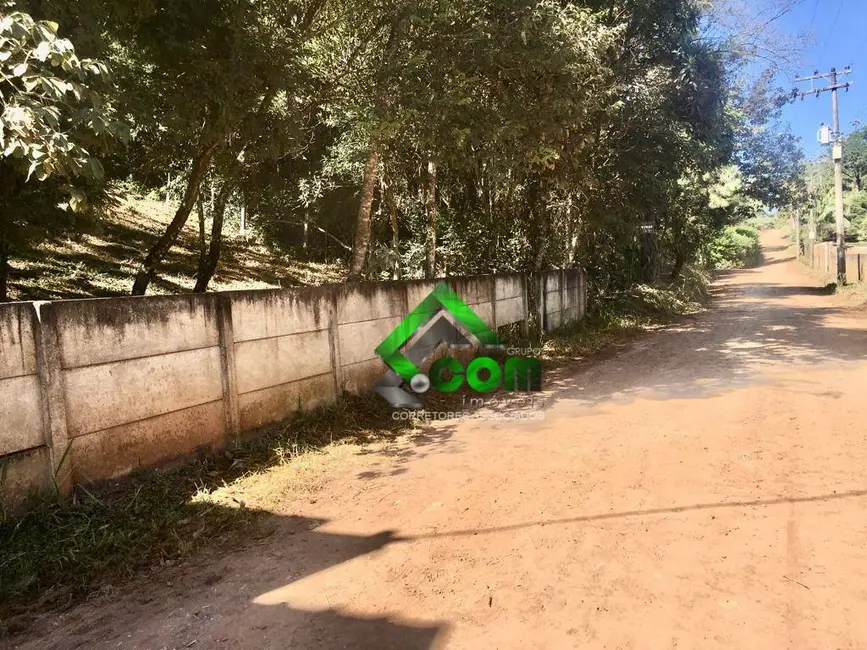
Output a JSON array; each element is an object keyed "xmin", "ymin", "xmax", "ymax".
[{"xmin": 11, "ymin": 231, "xmax": 867, "ymax": 649}]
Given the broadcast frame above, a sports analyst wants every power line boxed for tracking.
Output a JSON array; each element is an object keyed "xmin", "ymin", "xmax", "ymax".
[
  {"xmin": 807, "ymin": 0, "xmax": 819, "ymax": 33},
  {"xmin": 817, "ymin": 0, "xmax": 845, "ymax": 64}
]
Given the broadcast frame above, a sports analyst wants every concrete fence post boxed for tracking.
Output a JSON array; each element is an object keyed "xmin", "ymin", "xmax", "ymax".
[
  {"xmin": 215, "ymin": 294, "xmax": 240, "ymax": 438},
  {"xmin": 327, "ymin": 289, "xmax": 344, "ymax": 396},
  {"xmin": 520, "ymin": 273, "xmax": 530, "ymax": 338},
  {"xmin": 559, "ymin": 269, "xmax": 566, "ymax": 326},
  {"xmin": 489, "ymin": 276, "xmax": 498, "ymax": 332},
  {"xmin": 580, "ymin": 269, "xmax": 587, "ymax": 318},
  {"xmin": 32, "ymin": 302, "xmax": 72, "ymax": 495}
]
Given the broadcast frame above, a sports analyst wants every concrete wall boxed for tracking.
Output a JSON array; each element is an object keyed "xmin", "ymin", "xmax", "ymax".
[
  {"xmin": 537, "ymin": 269, "xmax": 587, "ymax": 332},
  {"xmin": 0, "ymin": 303, "xmax": 51, "ymax": 499},
  {"xmin": 809, "ymin": 242, "xmax": 867, "ymax": 283},
  {"xmin": 0, "ymin": 269, "xmax": 586, "ymax": 504}
]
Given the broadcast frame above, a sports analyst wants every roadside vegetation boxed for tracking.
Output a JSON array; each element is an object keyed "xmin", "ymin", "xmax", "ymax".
[
  {"xmin": 0, "ymin": 396, "xmax": 413, "ymax": 634},
  {"xmin": 797, "ymin": 127, "xmax": 867, "ymax": 245},
  {"xmin": 544, "ymin": 267, "xmax": 711, "ymax": 361},
  {"xmin": 2, "ymin": 1, "xmax": 804, "ymax": 302},
  {"xmin": 708, "ymin": 224, "xmax": 762, "ymax": 270}
]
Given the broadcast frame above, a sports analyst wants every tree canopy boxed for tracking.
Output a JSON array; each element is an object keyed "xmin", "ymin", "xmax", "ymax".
[{"xmin": 0, "ymin": 0, "xmax": 805, "ymax": 301}]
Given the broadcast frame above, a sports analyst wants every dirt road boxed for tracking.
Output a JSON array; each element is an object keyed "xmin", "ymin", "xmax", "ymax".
[{"xmin": 14, "ymin": 231, "xmax": 867, "ymax": 649}]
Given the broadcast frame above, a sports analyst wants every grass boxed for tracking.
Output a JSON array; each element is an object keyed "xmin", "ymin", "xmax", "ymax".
[
  {"xmin": 0, "ymin": 394, "xmax": 414, "ymax": 635},
  {"xmin": 832, "ymin": 278, "xmax": 867, "ymax": 308},
  {"xmin": 8, "ymin": 191, "xmax": 345, "ymax": 301},
  {"xmin": 542, "ymin": 271, "xmax": 710, "ymax": 361}
]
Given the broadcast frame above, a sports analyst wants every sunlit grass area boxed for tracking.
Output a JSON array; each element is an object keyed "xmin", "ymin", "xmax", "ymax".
[{"xmin": 8, "ymin": 193, "xmax": 345, "ymax": 301}]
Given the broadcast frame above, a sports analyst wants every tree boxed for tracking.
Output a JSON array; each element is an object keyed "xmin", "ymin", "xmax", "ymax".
[
  {"xmin": 114, "ymin": 0, "xmax": 328, "ymax": 294},
  {"xmin": 0, "ymin": 8, "xmax": 124, "ymax": 300},
  {"xmin": 844, "ymin": 127, "xmax": 867, "ymax": 192}
]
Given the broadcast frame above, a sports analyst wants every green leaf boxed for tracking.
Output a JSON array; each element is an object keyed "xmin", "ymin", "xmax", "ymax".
[
  {"xmin": 88, "ymin": 156, "xmax": 104, "ymax": 180},
  {"xmin": 33, "ymin": 40, "xmax": 51, "ymax": 62}
]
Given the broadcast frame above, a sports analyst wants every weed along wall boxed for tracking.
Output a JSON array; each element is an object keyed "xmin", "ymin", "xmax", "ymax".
[{"xmin": 0, "ymin": 269, "xmax": 586, "ymax": 505}]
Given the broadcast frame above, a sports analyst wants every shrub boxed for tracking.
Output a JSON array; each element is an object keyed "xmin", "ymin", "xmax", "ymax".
[{"xmin": 708, "ymin": 224, "xmax": 761, "ymax": 269}]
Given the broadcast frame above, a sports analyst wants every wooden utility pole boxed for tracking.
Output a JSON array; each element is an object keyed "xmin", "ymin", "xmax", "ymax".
[
  {"xmin": 792, "ymin": 210, "xmax": 801, "ymax": 256},
  {"xmin": 796, "ymin": 66, "xmax": 852, "ymax": 284},
  {"xmin": 806, "ymin": 167, "xmax": 817, "ymax": 266}
]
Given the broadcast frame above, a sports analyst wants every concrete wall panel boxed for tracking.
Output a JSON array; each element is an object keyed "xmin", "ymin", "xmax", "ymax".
[
  {"xmin": 0, "ymin": 303, "xmax": 36, "ymax": 379},
  {"xmin": 73, "ymin": 400, "xmax": 226, "ymax": 482},
  {"xmin": 846, "ymin": 253, "xmax": 859, "ymax": 282},
  {"xmin": 0, "ymin": 375, "xmax": 43, "ymax": 455},
  {"xmin": 405, "ymin": 280, "xmax": 440, "ymax": 311},
  {"xmin": 547, "ymin": 310, "xmax": 563, "ymax": 330},
  {"xmin": 337, "ymin": 285, "xmax": 405, "ymax": 324},
  {"xmin": 544, "ymin": 272, "xmax": 561, "ymax": 293},
  {"xmin": 451, "ymin": 276, "xmax": 492, "ymax": 306},
  {"xmin": 0, "ymin": 447, "xmax": 51, "ymax": 508},
  {"xmin": 53, "ymin": 295, "xmax": 219, "ymax": 369},
  {"xmin": 231, "ymin": 289, "xmax": 330, "ymax": 343},
  {"xmin": 497, "ymin": 296, "xmax": 524, "ymax": 325},
  {"xmin": 495, "ymin": 274, "xmax": 523, "ymax": 301},
  {"xmin": 235, "ymin": 330, "xmax": 332, "ymax": 395},
  {"xmin": 64, "ymin": 346, "xmax": 224, "ymax": 437},
  {"xmin": 341, "ymin": 358, "xmax": 386, "ymax": 395},
  {"xmin": 545, "ymin": 291, "xmax": 561, "ymax": 315},
  {"xmin": 564, "ymin": 270, "xmax": 581, "ymax": 309},
  {"xmin": 338, "ymin": 316, "xmax": 402, "ymax": 367},
  {"xmin": 468, "ymin": 301, "xmax": 493, "ymax": 328},
  {"xmin": 239, "ymin": 373, "xmax": 335, "ymax": 431}
]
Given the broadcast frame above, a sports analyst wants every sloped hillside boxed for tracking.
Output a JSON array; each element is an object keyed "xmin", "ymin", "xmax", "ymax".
[{"xmin": 8, "ymin": 194, "xmax": 346, "ymax": 301}]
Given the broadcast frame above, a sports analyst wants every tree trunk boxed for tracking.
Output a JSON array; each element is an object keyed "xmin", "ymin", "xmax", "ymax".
[
  {"xmin": 528, "ymin": 177, "xmax": 548, "ymax": 271},
  {"xmin": 195, "ymin": 178, "xmax": 234, "ymax": 292},
  {"xmin": 132, "ymin": 143, "xmax": 218, "ymax": 295},
  {"xmin": 670, "ymin": 249, "xmax": 685, "ymax": 281},
  {"xmin": 0, "ymin": 238, "xmax": 9, "ymax": 303},
  {"xmin": 196, "ymin": 194, "xmax": 207, "ymax": 273},
  {"xmin": 424, "ymin": 160, "xmax": 438, "ymax": 279},
  {"xmin": 348, "ymin": 145, "xmax": 378, "ymax": 280},
  {"xmin": 382, "ymin": 173, "xmax": 400, "ymax": 279}
]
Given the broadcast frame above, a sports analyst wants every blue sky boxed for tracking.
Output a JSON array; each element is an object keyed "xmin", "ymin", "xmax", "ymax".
[{"xmin": 775, "ymin": 0, "xmax": 867, "ymax": 158}]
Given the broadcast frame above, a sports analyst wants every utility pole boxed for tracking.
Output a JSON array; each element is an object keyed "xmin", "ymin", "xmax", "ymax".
[
  {"xmin": 792, "ymin": 209, "xmax": 801, "ymax": 256},
  {"xmin": 807, "ymin": 169, "xmax": 817, "ymax": 265},
  {"xmin": 796, "ymin": 66, "xmax": 852, "ymax": 284}
]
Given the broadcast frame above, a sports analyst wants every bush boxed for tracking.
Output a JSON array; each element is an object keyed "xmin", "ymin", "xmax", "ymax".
[{"xmin": 708, "ymin": 224, "xmax": 761, "ymax": 269}]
